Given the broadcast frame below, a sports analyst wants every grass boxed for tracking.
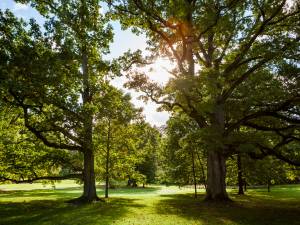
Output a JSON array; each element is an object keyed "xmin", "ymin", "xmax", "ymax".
[{"xmin": 0, "ymin": 182, "xmax": 300, "ymax": 225}]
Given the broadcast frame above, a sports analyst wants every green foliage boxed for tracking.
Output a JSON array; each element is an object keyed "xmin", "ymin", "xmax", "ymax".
[
  {"xmin": 0, "ymin": 104, "xmax": 81, "ymax": 183},
  {"xmin": 95, "ymin": 119, "xmax": 161, "ymax": 186},
  {"xmin": 109, "ymin": 0, "xmax": 300, "ymax": 162},
  {"xmin": 243, "ymin": 156, "xmax": 300, "ymax": 186},
  {"xmin": 160, "ymin": 113, "xmax": 207, "ymax": 186},
  {"xmin": 108, "ymin": 1, "xmax": 300, "ymax": 199},
  {"xmin": 0, "ymin": 1, "xmax": 132, "ymax": 196}
]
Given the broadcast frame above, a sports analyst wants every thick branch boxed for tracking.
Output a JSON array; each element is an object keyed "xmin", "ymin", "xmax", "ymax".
[
  {"xmin": 147, "ymin": 21, "xmax": 186, "ymax": 73},
  {"xmin": 256, "ymin": 140, "xmax": 300, "ymax": 166},
  {"xmin": 23, "ymin": 107, "xmax": 83, "ymax": 152},
  {"xmin": 222, "ymin": 1, "xmax": 286, "ymax": 75},
  {"xmin": 243, "ymin": 122, "xmax": 299, "ymax": 132},
  {"xmin": 225, "ymin": 96, "xmax": 300, "ymax": 134},
  {"xmin": 0, "ymin": 173, "xmax": 83, "ymax": 184}
]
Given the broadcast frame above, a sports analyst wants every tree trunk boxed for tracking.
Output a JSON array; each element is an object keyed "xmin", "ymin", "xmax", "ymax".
[
  {"xmin": 196, "ymin": 152, "xmax": 207, "ymax": 190},
  {"xmin": 191, "ymin": 151, "xmax": 197, "ymax": 198},
  {"xmin": 237, "ymin": 154, "xmax": 244, "ymax": 195},
  {"xmin": 70, "ymin": 49, "xmax": 99, "ymax": 203},
  {"xmin": 82, "ymin": 149, "xmax": 98, "ymax": 202},
  {"xmin": 205, "ymin": 102, "xmax": 229, "ymax": 201},
  {"xmin": 267, "ymin": 179, "xmax": 271, "ymax": 192},
  {"xmin": 205, "ymin": 150, "xmax": 229, "ymax": 201},
  {"xmin": 105, "ymin": 119, "xmax": 111, "ymax": 198}
]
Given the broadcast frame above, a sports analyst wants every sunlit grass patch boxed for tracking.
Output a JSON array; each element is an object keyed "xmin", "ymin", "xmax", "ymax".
[{"xmin": 0, "ymin": 183, "xmax": 300, "ymax": 225}]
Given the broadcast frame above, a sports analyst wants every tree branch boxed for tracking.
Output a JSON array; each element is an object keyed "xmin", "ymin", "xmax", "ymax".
[
  {"xmin": 222, "ymin": 1, "xmax": 287, "ymax": 76},
  {"xmin": 0, "ymin": 173, "xmax": 83, "ymax": 184},
  {"xmin": 23, "ymin": 107, "xmax": 83, "ymax": 152},
  {"xmin": 225, "ymin": 96, "xmax": 300, "ymax": 134}
]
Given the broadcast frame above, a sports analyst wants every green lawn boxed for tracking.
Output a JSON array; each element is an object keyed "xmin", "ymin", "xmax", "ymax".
[{"xmin": 1, "ymin": 182, "xmax": 300, "ymax": 225}]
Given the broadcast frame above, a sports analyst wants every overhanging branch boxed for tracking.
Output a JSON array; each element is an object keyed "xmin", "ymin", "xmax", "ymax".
[{"xmin": 0, "ymin": 173, "xmax": 83, "ymax": 184}]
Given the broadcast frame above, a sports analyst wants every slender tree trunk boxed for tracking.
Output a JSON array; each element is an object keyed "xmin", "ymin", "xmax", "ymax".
[
  {"xmin": 237, "ymin": 153, "xmax": 244, "ymax": 195},
  {"xmin": 105, "ymin": 119, "xmax": 111, "ymax": 198},
  {"xmin": 191, "ymin": 151, "xmax": 197, "ymax": 198},
  {"xmin": 267, "ymin": 179, "xmax": 271, "ymax": 192},
  {"xmin": 196, "ymin": 152, "xmax": 207, "ymax": 190}
]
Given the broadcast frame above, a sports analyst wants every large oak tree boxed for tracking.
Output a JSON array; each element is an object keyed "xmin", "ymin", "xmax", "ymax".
[
  {"xmin": 0, "ymin": 0, "xmax": 117, "ymax": 203},
  {"xmin": 109, "ymin": 0, "xmax": 300, "ymax": 200}
]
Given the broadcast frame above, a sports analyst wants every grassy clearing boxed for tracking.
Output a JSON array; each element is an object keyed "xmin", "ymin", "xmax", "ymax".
[{"xmin": 0, "ymin": 182, "xmax": 300, "ymax": 225}]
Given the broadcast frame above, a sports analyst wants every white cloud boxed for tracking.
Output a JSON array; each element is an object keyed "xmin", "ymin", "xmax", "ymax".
[{"xmin": 13, "ymin": 3, "xmax": 29, "ymax": 11}]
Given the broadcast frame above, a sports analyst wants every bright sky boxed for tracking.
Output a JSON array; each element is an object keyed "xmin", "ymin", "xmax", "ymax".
[{"xmin": 0, "ymin": 0, "xmax": 170, "ymax": 126}]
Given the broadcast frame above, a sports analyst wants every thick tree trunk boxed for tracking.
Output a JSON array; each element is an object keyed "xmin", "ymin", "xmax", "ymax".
[
  {"xmin": 68, "ymin": 148, "xmax": 99, "ymax": 204},
  {"xmin": 205, "ymin": 102, "xmax": 229, "ymax": 201},
  {"xmin": 69, "ymin": 49, "xmax": 99, "ymax": 203},
  {"xmin": 205, "ymin": 150, "xmax": 229, "ymax": 201},
  {"xmin": 82, "ymin": 149, "xmax": 98, "ymax": 202},
  {"xmin": 237, "ymin": 154, "xmax": 244, "ymax": 195}
]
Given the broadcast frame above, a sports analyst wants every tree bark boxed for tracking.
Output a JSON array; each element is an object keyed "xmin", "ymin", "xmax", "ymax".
[
  {"xmin": 196, "ymin": 152, "xmax": 207, "ymax": 190},
  {"xmin": 205, "ymin": 102, "xmax": 229, "ymax": 201},
  {"xmin": 191, "ymin": 151, "xmax": 197, "ymax": 198},
  {"xmin": 267, "ymin": 179, "xmax": 271, "ymax": 192},
  {"xmin": 105, "ymin": 119, "xmax": 111, "ymax": 198},
  {"xmin": 205, "ymin": 150, "xmax": 229, "ymax": 201},
  {"xmin": 70, "ymin": 47, "xmax": 99, "ymax": 203},
  {"xmin": 82, "ymin": 148, "xmax": 98, "ymax": 202},
  {"xmin": 237, "ymin": 153, "xmax": 244, "ymax": 195}
]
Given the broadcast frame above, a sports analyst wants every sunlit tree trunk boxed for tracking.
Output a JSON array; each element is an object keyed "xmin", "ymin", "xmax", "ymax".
[
  {"xmin": 205, "ymin": 103, "xmax": 229, "ymax": 201},
  {"xmin": 79, "ymin": 50, "xmax": 99, "ymax": 202}
]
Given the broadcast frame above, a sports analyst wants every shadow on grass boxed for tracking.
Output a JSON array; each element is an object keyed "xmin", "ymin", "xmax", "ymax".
[
  {"xmin": 0, "ymin": 189, "xmax": 82, "ymax": 200},
  {"xmin": 0, "ymin": 186, "xmax": 159, "ymax": 225},
  {"xmin": 0, "ymin": 197, "xmax": 145, "ymax": 225},
  {"xmin": 106, "ymin": 186, "xmax": 160, "ymax": 195},
  {"xmin": 155, "ymin": 193, "xmax": 300, "ymax": 225},
  {"xmin": 0, "ymin": 186, "xmax": 160, "ymax": 202}
]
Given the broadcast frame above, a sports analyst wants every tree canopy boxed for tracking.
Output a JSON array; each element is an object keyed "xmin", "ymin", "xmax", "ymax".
[
  {"xmin": 109, "ymin": 0, "xmax": 300, "ymax": 200},
  {"xmin": 0, "ymin": 0, "xmax": 299, "ymax": 204}
]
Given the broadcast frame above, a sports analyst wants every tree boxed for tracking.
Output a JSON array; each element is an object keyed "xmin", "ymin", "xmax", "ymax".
[
  {"xmin": 0, "ymin": 0, "xmax": 116, "ymax": 202},
  {"xmin": 0, "ymin": 104, "xmax": 82, "ymax": 183},
  {"xmin": 225, "ymin": 153, "xmax": 246, "ymax": 194},
  {"xmin": 237, "ymin": 153, "xmax": 244, "ymax": 195},
  {"xmin": 242, "ymin": 156, "xmax": 300, "ymax": 192},
  {"xmin": 134, "ymin": 123, "xmax": 161, "ymax": 186},
  {"xmin": 161, "ymin": 113, "xmax": 207, "ymax": 195},
  {"xmin": 95, "ymin": 119, "xmax": 161, "ymax": 193},
  {"xmin": 93, "ymin": 89, "xmax": 140, "ymax": 198},
  {"xmin": 109, "ymin": 0, "xmax": 300, "ymax": 201}
]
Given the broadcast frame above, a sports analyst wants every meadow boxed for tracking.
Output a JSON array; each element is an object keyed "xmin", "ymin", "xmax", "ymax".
[{"xmin": 0, "ymin": 181, "xmax": 300, "ymax": 225}]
